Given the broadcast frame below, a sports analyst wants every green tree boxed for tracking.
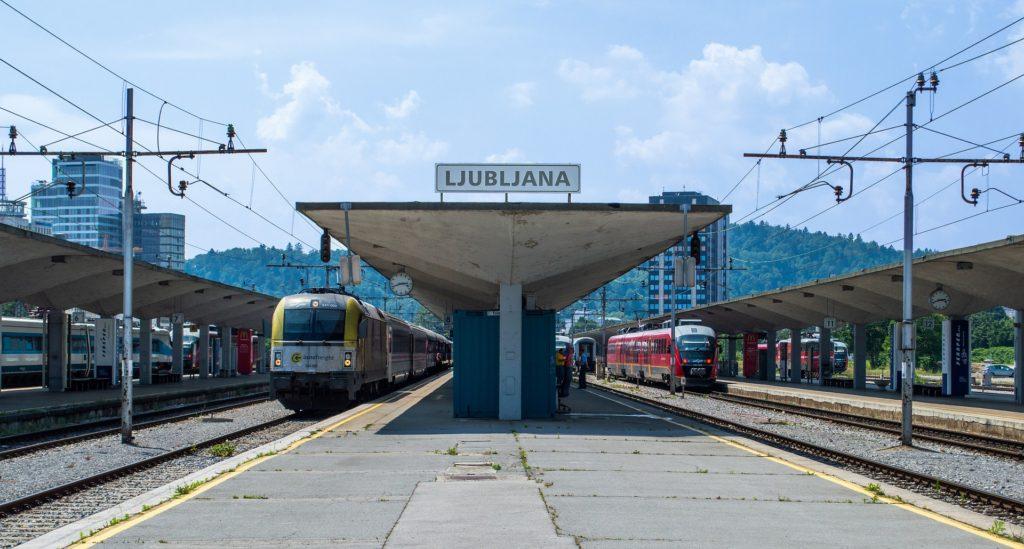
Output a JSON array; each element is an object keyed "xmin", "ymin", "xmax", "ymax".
[{"xmin": 970, "ymin": 308, "xmax": 1014, "ymax": 349}]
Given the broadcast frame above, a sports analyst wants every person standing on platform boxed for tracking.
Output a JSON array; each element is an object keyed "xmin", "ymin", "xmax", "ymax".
[{"xmin": 578, "ymin": 348, "xmax": 589, "ymax": 389}]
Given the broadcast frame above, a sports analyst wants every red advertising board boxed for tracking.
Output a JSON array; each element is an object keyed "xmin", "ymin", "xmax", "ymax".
[
  {"xmin": 236, "ymin": 329, "xmax": 253, "ymax": 375},
  {"xmin": 742, "ymin": 333, "xmax": 760, "ymax": 379}
]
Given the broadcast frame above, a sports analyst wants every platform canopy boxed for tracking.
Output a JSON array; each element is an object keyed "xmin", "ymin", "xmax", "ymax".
[
  {"xmin": 582, "ymin": 234, "xmax": 1024, "ymax": 335},
  {"xmin": 0, "ymin": 223, "xmax": 278, "ymax": 330},
  {"xmin": 298, "ymin": 202, "xmax": 731, "ymax": 317}
]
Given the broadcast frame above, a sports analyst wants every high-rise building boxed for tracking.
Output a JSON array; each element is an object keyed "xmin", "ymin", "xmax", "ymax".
[
  {"xmin": 30, "ymin": 155, "xmax": 123, "ymax": 251},
  {"xmin": 0, "ymin": 166, "xmax": 50, "ymax": 235},
  {"xmin": 134, "ymin": 196, "xmax": 185, "ymax": 270},
  {"xmin": 29, "ymin": 157, "xmax": 186, "ymax": 269},
  {"xmin": 645, "ymin": 191, "xmax": 728, "ymax": 316}
]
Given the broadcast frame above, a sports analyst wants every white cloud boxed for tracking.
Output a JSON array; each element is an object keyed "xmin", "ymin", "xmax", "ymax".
[
  {"xmin": 613, "ymin": 127, "xmax": 683, "ymax": 162},
  {"xmin": 485, "ymin": 148, "xmax": 526, "ymax": 162},
  {"xmin": 557, "ymin": 48, "xmax": 634, "ymax": 101},
  {"xmin": 256, "ymin": 61, "xmax": 334, "ymax": 141},
  {"xmin": 559, "ymin": 43, "xmax": 831, "ymax": 167},
  {"xmin": 607, "ymin": 44, "xmax": 644, "ymax": 62},
  {"xmin": 375, "ymin": 132, "xmax": 449, "ymax": 164},
  {"xmin": 506, "ymin": 82, "xmax": 537, "ymax": 108},
  {"xmin": 384, "ymin": 90, "xmax": 422, "ymax": 119}
]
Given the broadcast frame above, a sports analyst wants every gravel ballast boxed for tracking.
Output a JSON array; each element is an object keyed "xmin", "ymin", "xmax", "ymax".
[
  {"xmin": 0, "ymin": 400, "xmax": 292, "ymax": 504},
  {"xmin": 0, "ymin": 413, "xmax": 318, "ymax": 549},
  {"xmin": 594, "ymin": 377, "xmax": 1024, "ymax": 501}
]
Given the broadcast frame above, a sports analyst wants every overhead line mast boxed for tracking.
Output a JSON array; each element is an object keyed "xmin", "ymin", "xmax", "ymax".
[
  {"xmin": 1, "ymin": 90, "xmax": 266, "ymax": 444},
  {"xmin": 744, "ymin": 72, "xmax": 1024, "ymax": 446}
]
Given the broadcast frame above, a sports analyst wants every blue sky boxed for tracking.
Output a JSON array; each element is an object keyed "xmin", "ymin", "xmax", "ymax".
[{"xmin": 1, "ymin": 0, "xmax": 1022, "ymax": 258}]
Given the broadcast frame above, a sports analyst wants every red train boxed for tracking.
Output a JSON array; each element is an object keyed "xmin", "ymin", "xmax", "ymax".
[
  {"xmin": 607, "ymin": 322, "xmax": 718, "ymax": 388},
  {"xmin": 754, "ymin": 337, "xmax": 849, "ymax": 378}
]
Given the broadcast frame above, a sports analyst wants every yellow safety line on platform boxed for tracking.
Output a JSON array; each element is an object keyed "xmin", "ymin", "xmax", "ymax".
[
  {"xmin": 74, "ymin": 372, "xmax": 452, "ymax": 546},
  {"xmin": 587, "ymin": 388, "xmax": 1023, "ymax": 548}
]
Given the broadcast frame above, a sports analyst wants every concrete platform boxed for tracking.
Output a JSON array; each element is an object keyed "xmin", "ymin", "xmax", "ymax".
[
  {"xmin": 83, "ymin": 373, "xmax": 1010, "ymax": 548},
  {"xmin": 720, "ymin": 378, "xmax": 1024, "ymax": 443},
  {"xmin": 0, "ymin": 374, "xmax": 269, "ymax": 436}
]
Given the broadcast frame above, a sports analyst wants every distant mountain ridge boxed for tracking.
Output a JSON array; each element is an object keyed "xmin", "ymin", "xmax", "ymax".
[{"xmin": 183, "ymin": 222, "xmax": 909, "ymax": 324}]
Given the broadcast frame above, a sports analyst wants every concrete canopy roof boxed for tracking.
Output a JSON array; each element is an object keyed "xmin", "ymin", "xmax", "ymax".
[
  {"xmin": 581, "ymin": 234, "xmax": 1024, "ymax": 336},
  {"xmin": 298, "ymin": 202, "xmax": 731, "ymax": 317},
  {"xmin": 0, "ymin": 223, "xmax": 278, "ymax": 330}
]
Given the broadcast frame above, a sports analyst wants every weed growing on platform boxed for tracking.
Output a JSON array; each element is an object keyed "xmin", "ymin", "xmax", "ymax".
[
  {"xmin": 492, "ymin": 463, "xmax": 502, "ymax": 471},
  {"xmin": 209, "ymin": 442, "xmax": 236, "ymax": 458},
  {"xmin": 106, "ymin": 514, "xmax": 130, "ymax": 527},
  {"xmin": 445, "ymin": 446, "xmax": 458, "ymax": 455},
  {"xmin": 174, "ymin": 480, "xmax": 205, "ymax": 497},
  {"xmin": 865, "ymin": 483, "xmax": 885, "ymax": 497},
  {"xmin": 990, "ymin": 520, "xmax": 1007, "ymax": 536}
]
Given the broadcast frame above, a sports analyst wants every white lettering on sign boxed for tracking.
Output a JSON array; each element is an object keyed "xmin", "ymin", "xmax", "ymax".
[{"xmin": 435, "ymin": 164, "xmax": 580, "ymax": 193}]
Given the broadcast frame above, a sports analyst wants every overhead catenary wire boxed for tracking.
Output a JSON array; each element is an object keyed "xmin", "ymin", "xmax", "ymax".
[
  {"xmin": 731, "ymin": 134, "xmax": 1022, "ymax": 265},
  {"xmin": 784, "ymin": 14, "xmax": 1024, "ymax": 132},
  {"xmin": 712, "ymin": 15, "xmax": 1023, "ymax": 212},
  {"xmin": 0, "ymin": 0, "xmax": 228, "ymax": 127}
]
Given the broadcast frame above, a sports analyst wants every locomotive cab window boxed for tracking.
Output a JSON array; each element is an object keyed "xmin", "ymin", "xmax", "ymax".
[{"xmin": 283, "ymin": 308, "xmax": 346, "ymax": 341}]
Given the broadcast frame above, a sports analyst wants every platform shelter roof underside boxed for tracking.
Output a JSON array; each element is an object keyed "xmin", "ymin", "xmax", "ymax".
[
  {"xmin": 0, "ymin": 223, "xmax": 278, "ymax": 330},
  {"xmin": 297, "ymin": 202, "xmax": 731, "ymax": 318},
  {"xmin": 583, "ymin": 234, "xmax": 1024, "ymax": 336}
]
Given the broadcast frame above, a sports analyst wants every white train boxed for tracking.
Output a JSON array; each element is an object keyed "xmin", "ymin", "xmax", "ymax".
[{"xmin": 0, "ymin": 316, "xmax": 174, "ymax": 388}]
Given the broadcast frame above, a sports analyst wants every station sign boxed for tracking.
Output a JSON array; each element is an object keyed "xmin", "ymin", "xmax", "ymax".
[{"xmin": 435, "ymin": 163, "xmax": 580, "ymax": 193}]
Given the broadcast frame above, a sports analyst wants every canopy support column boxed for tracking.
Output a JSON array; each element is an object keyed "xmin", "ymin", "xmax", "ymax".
[{"xmin": 499, "ymin": 283, "xmax": 523, "ymax": 421}]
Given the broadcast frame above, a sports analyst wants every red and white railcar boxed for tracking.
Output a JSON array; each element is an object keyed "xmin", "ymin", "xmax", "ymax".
[{"xmin": 607, "ymin": 322, "xmax": 718, "ymax": 388}]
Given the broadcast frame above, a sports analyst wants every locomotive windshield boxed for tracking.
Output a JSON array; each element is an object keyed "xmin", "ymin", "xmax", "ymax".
[
  {"xmin": 677, "ymin": 334, "xmax": 715, "ymax": 362},
  {"xmin": 283, "ymin": 308, "xmax": 346, "ymax": 341}
]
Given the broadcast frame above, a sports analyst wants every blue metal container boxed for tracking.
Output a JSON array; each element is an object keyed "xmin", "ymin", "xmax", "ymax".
[
  {"xmin": 451, "ymin": 309, "xmax": 556, "ymax": 419},
  {"xmin": 452, "ymin": 311, "xmax": 498, "ymax": 418},
  {"xmin": 521, "ymin": 310, "xmax": 556, "ymax": 418}
]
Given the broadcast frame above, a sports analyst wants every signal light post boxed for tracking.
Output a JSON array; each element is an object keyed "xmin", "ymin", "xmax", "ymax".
[{"xmin": 744, "ymin": 72, "xmax": 1024, "ymax": 446}]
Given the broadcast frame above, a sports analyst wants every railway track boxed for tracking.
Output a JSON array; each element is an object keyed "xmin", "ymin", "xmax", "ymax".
[
  {"xmin": 0, "ymin": 392, "xmax": 272, "ymax": 460},
  {"xmin": 0, "ymin": 411, "xmax": 295, "ymax": 518},
  {"xmin": 707, "ymin": 391, "xmax": 1024, "ymax": 460},
  {"xmin": 588, "ymin": 381, "xmax": 1024, "ymax": 521}
]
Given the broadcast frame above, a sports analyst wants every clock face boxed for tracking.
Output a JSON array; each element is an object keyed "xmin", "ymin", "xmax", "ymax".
[
  {"xmin": 390, "ymin": 272, "xmax": 413, "ymax": 296},
  {"xmin": 929, "ymin": 289, "xmax": 950, "ymax": 311}
]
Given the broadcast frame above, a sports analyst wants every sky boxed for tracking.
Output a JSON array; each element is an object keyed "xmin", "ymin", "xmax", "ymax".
[{"xmin": 0, "ymin": 0, "xmax": 1022, "ymax": 260}]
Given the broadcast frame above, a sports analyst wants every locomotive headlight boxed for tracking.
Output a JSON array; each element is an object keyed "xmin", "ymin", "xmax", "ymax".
[{"xmin": 343, "ymin": 351, "xmax": 352, "ymax": 367}]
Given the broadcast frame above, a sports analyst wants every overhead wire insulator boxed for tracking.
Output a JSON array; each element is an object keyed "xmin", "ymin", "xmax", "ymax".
[
  {"xmin": 226, "ymin": 123, "xmax": 236, "ymax": 151},
  {"xmin": 929, "ymin": 71, "xmax": 939, "ymax": 89},
  {"xmin": 8, "ymin": 125, "xmax": 16, "ymax": 153},
  {"xmin": 778, "ymin": 129, "xmax": 787, "ymax": 156},
  {"xmin": 916, "ymin": 72, "xmax": 926, "ymax": 90},
  {"xmin": 66, "ymin": 180, "xmax": 76, "ymax": 198},
  {"xmin": 1019, "ymin": 133, "xmax": 1024, "ymax": 160}
]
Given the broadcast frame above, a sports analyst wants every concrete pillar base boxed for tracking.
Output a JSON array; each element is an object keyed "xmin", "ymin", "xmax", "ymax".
[
  {"xmin": 171, "ymin": 317, "xmax": 184, "ymax": 376},
  {"xmin": 853, "ymin": 323, "xmax": 867, "ymax": 390},
  {"xmin": 139, "ymin": 319, "xmax": 153, "ymax": 385},
  {"xmin": 45, "ymin": 310, "xmax": 69, "ymax": 392},
  {"xmin": 198, "ymin": 325, "xmax": 210, "ymax": 379}
]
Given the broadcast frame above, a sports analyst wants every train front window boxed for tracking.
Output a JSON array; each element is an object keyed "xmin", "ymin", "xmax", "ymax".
[
  {"xmin": 677, "ymin": 335, "xmax": 714, "ymax": 362},
  {"xmin": 283, "ymin": 308, "xmax": 346, "ymax": 341}
]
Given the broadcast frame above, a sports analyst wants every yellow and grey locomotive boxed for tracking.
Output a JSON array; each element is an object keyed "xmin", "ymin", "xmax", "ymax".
[{"xmin": 270, "ymin": 289, "xmax": 450, "ymax": 411}]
